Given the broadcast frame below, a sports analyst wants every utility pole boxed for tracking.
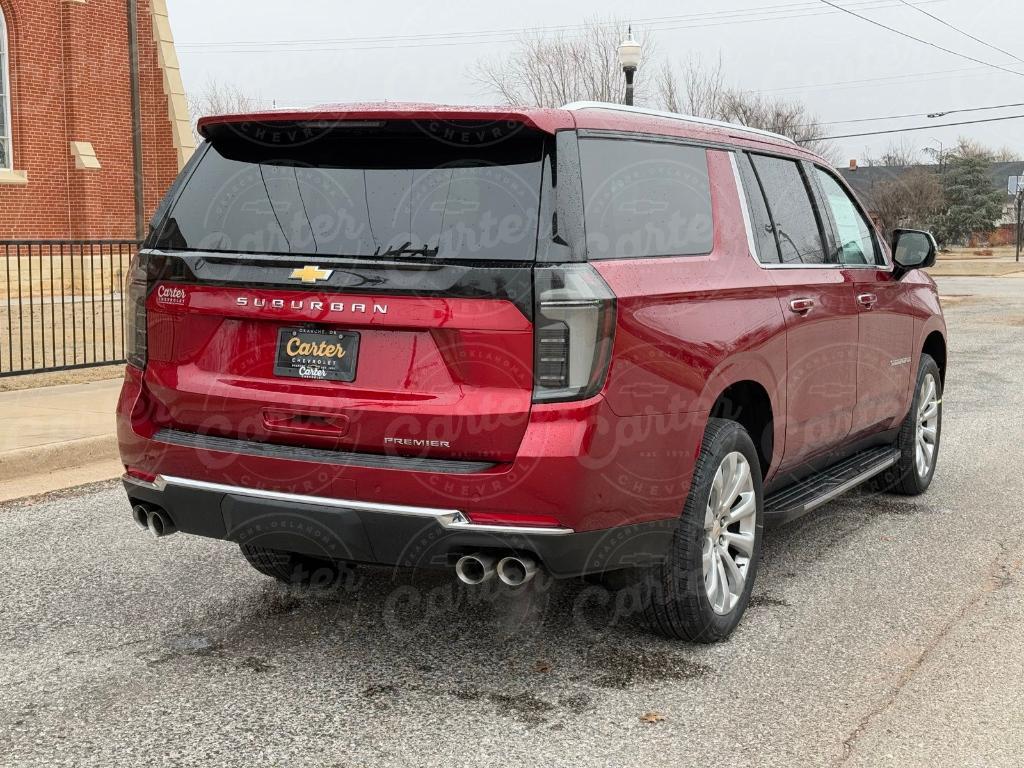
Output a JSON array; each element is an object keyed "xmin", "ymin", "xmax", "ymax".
[{"xmin": 1017, "ymin": 186, "xmax": 1023, "ymax": 263}]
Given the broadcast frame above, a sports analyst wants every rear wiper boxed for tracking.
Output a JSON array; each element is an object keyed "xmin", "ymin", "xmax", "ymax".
[{"xmin": 372, "ymin": 242, "xmax": 440, "ymax": 259}]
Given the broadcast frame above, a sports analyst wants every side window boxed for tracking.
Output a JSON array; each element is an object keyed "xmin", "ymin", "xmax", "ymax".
[
  {"xmin": 735, "ymin": 152, "xmax": 780, "ymax": 264},
  {"xmin": 579, "ymin": 137, "xmax": 714, "ymax": 259},
  {"xmin": 0, "ymin": 6, "xmax": 12, "ymax": 169},
  {"xmin": 814, "ymin": 168, "xmax": 881, "ymax": 266},
  {"xmin": 750, "ymin": 154, "xmax": 828, "ymax": 265}
]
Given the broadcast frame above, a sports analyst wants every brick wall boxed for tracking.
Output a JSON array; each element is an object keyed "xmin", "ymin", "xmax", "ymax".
[{"xmin": 0, "ymin": 0, "xmax": 181, "ymax": 239}]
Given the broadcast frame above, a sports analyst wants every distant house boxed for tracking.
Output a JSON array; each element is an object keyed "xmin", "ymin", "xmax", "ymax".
[
  {"xmin": 839, "ymin": 160, "xmax": 1024, "ymax": 246},
  {"xmin": 0, "ymin": 0, "xmax": 194, "ymax": 240}
]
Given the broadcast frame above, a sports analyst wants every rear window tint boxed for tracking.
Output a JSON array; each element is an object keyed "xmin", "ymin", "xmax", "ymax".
[
  {"xmin": 749, "ymin": 154, "xmax": 827, "ymax": 265},
  {"xmin": 152, "ymin": 130, "xmax": 545, "ymax": 261},
  {"xmin": 735, "ymin": 152, "xmax": 781, "ymax": 264},
  {"xmin": 579, "ymin": 138, "xmax": 713, "ymax": 259}
]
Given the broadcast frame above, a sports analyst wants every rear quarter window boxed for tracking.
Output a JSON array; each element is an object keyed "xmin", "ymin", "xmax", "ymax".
[{"xmin": 579, "ymin": 137, "xmax": 713, "ymax": 260}]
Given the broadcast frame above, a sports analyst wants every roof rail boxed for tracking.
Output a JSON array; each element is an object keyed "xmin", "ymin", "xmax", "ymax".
[{"xmin": 561, "ymin": 101, "xmax": 797, "ymax": 145}]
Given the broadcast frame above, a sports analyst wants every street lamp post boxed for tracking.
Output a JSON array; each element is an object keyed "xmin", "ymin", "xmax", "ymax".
[{"xmin": 617, "ymin": 29, "xmax": 641, "ymax": 106}]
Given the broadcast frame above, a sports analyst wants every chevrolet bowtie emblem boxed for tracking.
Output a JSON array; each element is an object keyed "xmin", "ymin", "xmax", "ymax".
[{"xmin": 289, "ymin": 265, "xmax": 334, "ymax": 284}]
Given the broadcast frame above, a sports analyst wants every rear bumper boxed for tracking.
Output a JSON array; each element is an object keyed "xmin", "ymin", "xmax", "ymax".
[
  {"xmin": 123, "ymin": 473, "xmax": 676, "ymax": 578},
  {"xmin": 117, "ymin": 365, "xmax": 709, "ymax": 575}
]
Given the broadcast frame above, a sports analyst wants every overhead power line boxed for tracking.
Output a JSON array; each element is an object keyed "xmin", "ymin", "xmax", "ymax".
[
  {"xmin": 758, "ymin": 64, "xmax": 999, "ymax": 96},
  {"xmin": 818, "ymin": 100, "xmax": 1024, "ymax": 126},
  {"xmin": 817, "ymin": 0, "xmax": 1024, "ymax": 80},
  {"xmin": 809, "ymin": 112, "xmax": 1024, "ymax": 140},
  {"xmin": 176, "ymin": 0, "xmax": 943, "ymax": 53},
  {"xmin": 894, "ymin": 0, "xmax": 1024, "ymax": 65}
]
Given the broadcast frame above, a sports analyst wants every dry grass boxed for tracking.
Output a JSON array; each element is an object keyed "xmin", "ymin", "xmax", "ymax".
[
  {"xmin": 0, "ymin": 295, "xmax": 126, "ymax": 376},
  {"xmin": 0, "ymin": 364, "xmax": 123, "ymax": 392},
  {"xmin": 941, "ymin": 245, "xmax": 1018, "ymax": 261}
]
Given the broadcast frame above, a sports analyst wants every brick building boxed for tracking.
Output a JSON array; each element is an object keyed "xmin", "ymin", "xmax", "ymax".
[{"xmin": 0, "ymin": 0, "xmax": 193, "ymax": 240}]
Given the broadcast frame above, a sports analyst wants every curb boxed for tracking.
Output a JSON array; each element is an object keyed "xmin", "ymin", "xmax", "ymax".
[{"xmin": 0, "ymin": 434, "xmax": 119, "ymax": 484}]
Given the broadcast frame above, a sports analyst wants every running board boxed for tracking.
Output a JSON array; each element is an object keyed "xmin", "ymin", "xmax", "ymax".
[{"xmin": 764, "ymin": 446, "xmax": 900, "ymax": 525}]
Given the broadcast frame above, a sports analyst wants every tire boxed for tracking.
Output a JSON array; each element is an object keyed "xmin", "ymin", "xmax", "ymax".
[
  {"xmin": 641, "ymin": 418, "xmax": 764, "ymax": 643},
  {"xmin": 874, "ymin": 354, "xmax": 942, "ymax": 496},
  {"xmin": 239, "ymin": 544, "xmax": 354, "ymax": 588}
]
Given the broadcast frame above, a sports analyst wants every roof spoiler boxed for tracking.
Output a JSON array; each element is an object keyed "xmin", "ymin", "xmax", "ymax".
[{"xmin": 197, "ymin": 105, "xmax": 574, "ymax": 139}]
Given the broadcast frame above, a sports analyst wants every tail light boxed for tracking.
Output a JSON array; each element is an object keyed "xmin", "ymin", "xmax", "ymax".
[
  {"xmin": 532, "ymin": 264, "xmax": 616, "ymax": 403},
  {"xmin": 124, "ymin": 252, "xmax": 149, "ymax": 369}
]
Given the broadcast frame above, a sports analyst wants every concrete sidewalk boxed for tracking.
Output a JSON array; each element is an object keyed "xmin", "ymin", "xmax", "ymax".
[{"xmin": 0, "ymin": 377, "xmax": 122, "ymax": 501}]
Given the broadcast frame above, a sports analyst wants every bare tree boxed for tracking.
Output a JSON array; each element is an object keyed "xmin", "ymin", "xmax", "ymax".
[
  {"xmin": 868, "ymin": 168, "xmax": 945, "ymax": 239},
  {"xmin": 188, "ymin": 78, "xmax": 264, "ymax": 142},
  {"xmin": 868, "ymin": 139, "xmax": 920, "ymax": 167},
  {"xmin": 475, "ymin": 28, "xmax": 834, "ymax": 160},
  {"xmin": 657, "ymin": 58, "xmax": 836, "ymax": 162},
  {"xmin": 473, "ymin": 18, "xmax": 655, "ymax": 107},
  {"xmin": 991, "ymin": 146, "xmax": 1023, "ymax": 162},
  {"xmin": 658, "ymin": 54, "xmax": 726, "ymax": 117},
  {"xmin": 946, "ymin": 137, "xmax": 1021, "ymax": 163}
]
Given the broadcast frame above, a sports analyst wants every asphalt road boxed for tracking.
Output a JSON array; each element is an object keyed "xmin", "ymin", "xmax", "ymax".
[{"xmin": 2, "ymin": 276, "xmax": 1022, "ymax": 767}]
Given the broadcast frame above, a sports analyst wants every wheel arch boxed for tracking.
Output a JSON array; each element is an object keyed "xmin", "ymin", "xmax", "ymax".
[
  {"xmin": 707, "ymin": 379, "xmax": 775, "ymax": 478},
  {"xmin": 922, "ymin": 330, "xmax": 946, "ymax": 385}
]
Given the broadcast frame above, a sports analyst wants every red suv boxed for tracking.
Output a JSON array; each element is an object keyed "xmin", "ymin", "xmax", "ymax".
[{"xmin": 118, "ymin": 102, "xmax": 946, "ymax": 642}]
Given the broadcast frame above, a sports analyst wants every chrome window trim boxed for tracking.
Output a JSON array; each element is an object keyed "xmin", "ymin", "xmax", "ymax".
[
  {"xmin": 810, "ymin": 163, "xmax": 893, "ymax": 272},
  {"xmin": 763, "ymin": 262, "xmax": 885, "ymax": 270},
  {"xmin": 729, "ymin": 152, "xmax": 761, "ymax": 268},
  {"xmin": 123, "ymin": 474, "xmax": 575, "ymax": 536}
]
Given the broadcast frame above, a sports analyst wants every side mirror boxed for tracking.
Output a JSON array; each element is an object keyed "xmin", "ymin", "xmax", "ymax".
[{"xmin": 892, "ymin": 229, "xmax": 937, "ymax": 275}]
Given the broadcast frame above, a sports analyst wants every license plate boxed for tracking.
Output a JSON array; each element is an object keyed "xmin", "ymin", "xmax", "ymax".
[{"xmin": 274, "ymin": 328, "xmax": 359, "ymax": 382}]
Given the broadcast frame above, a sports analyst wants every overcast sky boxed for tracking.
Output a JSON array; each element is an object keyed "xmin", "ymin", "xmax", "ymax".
[{"xmin": 168, "ymin": 0, "xmax": 1024, "ymax": 169}]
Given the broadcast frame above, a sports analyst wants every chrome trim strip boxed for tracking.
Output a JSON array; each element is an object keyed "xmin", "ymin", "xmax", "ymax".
[
  {"xmin": 760, "ymin": 262, "xmax": 884, "ymax": 270},
  {"xmin": 729, "ymin": 152, "xmax": 760, "ymax": 267},
  {"xmin": 728, "ymin": 152, "xmax": 886, "ymax": 272},
  {"xmin": 122, "ymin": 473, "xmax": 574, "ymax": 536},
  {"xmin": 122, "ymin": 473, "xmax": 164, "ymax": 491}
]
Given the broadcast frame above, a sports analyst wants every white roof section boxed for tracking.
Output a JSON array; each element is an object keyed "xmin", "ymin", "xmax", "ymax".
[{"xmin": 562, "ymin": 101, "xmax": 797, "ymax": 145}]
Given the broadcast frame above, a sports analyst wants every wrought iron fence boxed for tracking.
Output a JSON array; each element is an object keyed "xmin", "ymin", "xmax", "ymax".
[{"xmin": 0, "ymin": 240, "xmax": 139, "ymax": 377}]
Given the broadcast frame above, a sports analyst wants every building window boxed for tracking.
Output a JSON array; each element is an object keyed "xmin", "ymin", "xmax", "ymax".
[{"xmin": 0, "ymin": 6, "xmax": 10, "ymax": 170}]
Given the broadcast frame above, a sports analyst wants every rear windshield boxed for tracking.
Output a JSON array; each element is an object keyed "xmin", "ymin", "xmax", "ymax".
[{"xmin": 152, "ymin": 126, "xmax": 546, "ymax": 261}]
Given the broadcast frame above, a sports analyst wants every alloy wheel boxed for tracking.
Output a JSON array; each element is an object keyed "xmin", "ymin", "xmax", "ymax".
[
  {"xmin": 703, "ymin": 451, "xmax": 757, "ymax": 615},
  {"xmin": 916, "ymin": 372, "xmax": 939, "ymax": 478}
]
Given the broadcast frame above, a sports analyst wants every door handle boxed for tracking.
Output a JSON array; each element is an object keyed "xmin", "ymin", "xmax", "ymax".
[
  {"xmin": 857, "ymin": 293, "xmax": 878, "ymax": 308},
  {"xmin": 789, "ymin": 297, "xmax": 815, "ymax": 314}
]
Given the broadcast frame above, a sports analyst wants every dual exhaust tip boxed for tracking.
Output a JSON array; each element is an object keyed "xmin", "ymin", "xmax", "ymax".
[
  {"xmin": 133, "ymin": 504, "xmax": 535, "ymax": 583},
  {"xmin": 132, "ymin": 503, "xmax": 176, "ymax": 538},
  {"xmin": 455, "ymin": 552, "xmax": 538, "ymax": 587}
]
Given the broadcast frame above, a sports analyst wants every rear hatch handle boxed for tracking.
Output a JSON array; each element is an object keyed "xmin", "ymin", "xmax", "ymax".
[{"xmin": 262, "ymin": 409, "xmax": 351, "ymax": 438}]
